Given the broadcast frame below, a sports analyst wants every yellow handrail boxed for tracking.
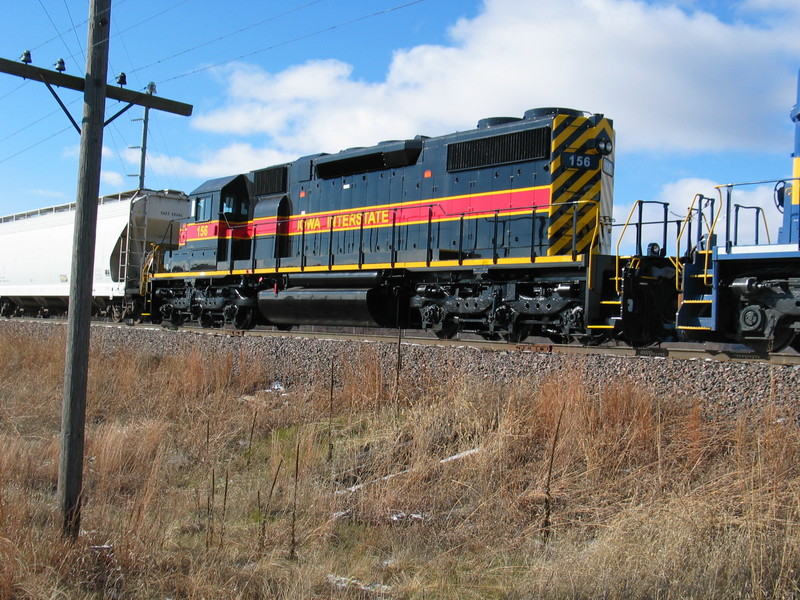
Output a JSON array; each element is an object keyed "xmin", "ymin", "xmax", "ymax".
[
  {"xmin": 140, "ymin": 244, "xmax": 160, "ymax": 296},
  {"xmin": 586, "ymin": 200, "xmax": 602, "ymax": 291},
  {"xmin": 613, "ymin": 200, "xmax": 645, "ymax": 294}
]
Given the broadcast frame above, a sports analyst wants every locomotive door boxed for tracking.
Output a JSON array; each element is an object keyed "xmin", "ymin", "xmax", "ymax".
[{"xmin": 276, "ymin": 196, "xmax": 291, "ymax": 259}]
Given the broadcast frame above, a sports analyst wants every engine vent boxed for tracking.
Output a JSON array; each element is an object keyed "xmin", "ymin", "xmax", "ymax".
[
  {"xmin": 446, "ymin": 127, "xmax": 551, "ymax": 172},
  {"xmin": 253, "ymin": 165, "xmax": 288, "ymax": 196},
  {"xmin": 315, "ymin": 139, "xmax": 423, "ymax": 179}
]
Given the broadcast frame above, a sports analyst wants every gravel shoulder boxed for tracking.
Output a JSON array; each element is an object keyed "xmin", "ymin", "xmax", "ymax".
[{"xmin": 4, "ymin": 319, "xmax": 799, "ymax": 420}]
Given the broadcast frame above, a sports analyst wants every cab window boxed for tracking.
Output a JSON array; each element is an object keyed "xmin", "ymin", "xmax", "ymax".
[
  {"xmin": 222, "ymin": 194, "xmax": 249, "ymax": 219},
  {"xmin": 193, "ymin": 194, "xmax": 215, "ymax": 222}
]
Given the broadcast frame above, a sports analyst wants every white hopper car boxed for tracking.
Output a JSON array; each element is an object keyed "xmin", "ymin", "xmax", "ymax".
[{"xmin": 0, "ymin": 189, "xmax": 190, "ymax": 320}]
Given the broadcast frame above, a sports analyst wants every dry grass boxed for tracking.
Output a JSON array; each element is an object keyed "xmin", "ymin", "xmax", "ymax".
[{"xmin": 0, "ymin": 328, "xmax": 799, "ymax": 598}]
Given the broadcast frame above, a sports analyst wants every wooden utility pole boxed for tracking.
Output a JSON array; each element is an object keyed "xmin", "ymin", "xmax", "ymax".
[
  {"xmin": 0, "ymin": 0, "xmax": 192, "ymax": 538},
  {"xmin": 58, "ymin": 0, "xmax": 111, "ymax": 539}
]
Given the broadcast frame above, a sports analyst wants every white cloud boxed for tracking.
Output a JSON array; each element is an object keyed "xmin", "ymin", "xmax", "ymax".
[
  {"xmin": 149, "ymin": 143, "xmax": 294, "ymax": 182},
  {"xmin": 179, "ymin": 0, "xmax": 799, "ymax": 177},
  {"xmin": 101, "ymin": 170, "xmax": 125, "ymax": 188},
  {"xmin": 27, "ymin": 188, "xmax": 69, "ymax": 200}
]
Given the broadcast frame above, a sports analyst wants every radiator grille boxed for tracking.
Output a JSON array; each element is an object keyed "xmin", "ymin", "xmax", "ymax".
[
  {"xmin": 447, "ymin": 127, "xmax": 551, "ymax": 172},
  {"xmin": 253, "ymin": 165, "xmax": 288, "ymax": 196}
]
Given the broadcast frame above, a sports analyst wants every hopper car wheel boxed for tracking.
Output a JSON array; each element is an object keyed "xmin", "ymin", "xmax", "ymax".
[
  {"xmin": 1, "ymin": 301, "xmax": 14, "ymax": 318},
  {"xmin": 111, "ymin": 305, "xmax": 126, "ymax": 323},
  {"xmin": 275, "ymin": 324, "xmax": 293, "ymax": 332}
]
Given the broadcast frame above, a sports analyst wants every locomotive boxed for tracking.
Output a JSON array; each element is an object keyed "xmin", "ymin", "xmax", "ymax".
[
  {"xmin": 2, "ymin": 71, "xmax": 800, "ymax": 352},
  {"xmin": 150, "ymin": 107, "xmax": 627, "ymax": 343}
]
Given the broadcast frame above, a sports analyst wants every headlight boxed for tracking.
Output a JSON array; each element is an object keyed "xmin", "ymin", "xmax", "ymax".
[{"xmin": 597, "ymin": 139, "xmax": 613, "ymax": 155}]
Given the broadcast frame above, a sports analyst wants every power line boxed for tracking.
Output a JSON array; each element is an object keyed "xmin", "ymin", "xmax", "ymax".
[
  {"xmin": 113, "ymin": 0, "xmax": 191, "ymax": 41},
  {"xmin": 127, "ymin": 0, "xmax": 326, "ymax": 75},
  {"xmin": 0, "ymin": 124, "xmax": 74, "ymax": 165},
  {"xmin": 63, "ymin": 0, "xmax": 87, "ymax": 64},
  {"xmin": 38, "ymin": 0, "xmax": 74, "ymax": 60},
  {"xmin": 0, "ymin": 80, "xmax": 30, "ymax": 103},
  {"xmin": 160, "ymin": 0, "xmax": 426, "ymax": 84},
  {"xmin": 0, "ymin": 105, "xmax": 67, "ymax": 144},
  {"xmin": 30, "ymin": 0, "xmax": 133, "ymax": 53},
  {"xmin": 151, "ymin": 117, "xmax": 184, "ymax": 191}
]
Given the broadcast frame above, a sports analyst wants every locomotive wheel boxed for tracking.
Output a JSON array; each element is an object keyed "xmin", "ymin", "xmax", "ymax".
[
  {"xmin": 503, "ymin": 326, "xmax": 530, "ymax": 343},
  {"xmin": 481, "ymin": 332, "xmax": 501, "ymax": 341},
  {"xmin": 435, "ymin": 319, "xmax": 458, "ymax": 340},
  {"xmin": 747, "ymin": 327, "xmax": 795, "ymax": 354},
  {"xmin": 233, "ymin": 307, "xmax": 255, "ymax": 330},
  {"xmin": 169, "ymin": 312, "xmax": 183, "ymax": 328}
]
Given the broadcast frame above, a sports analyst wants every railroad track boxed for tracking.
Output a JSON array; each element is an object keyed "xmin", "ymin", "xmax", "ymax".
[
  {"xmin": 106, "ymin": 320, "xmax": 800, "ymax": 366},
  {"xmin": 6, "ymin": 316, "xmax": 800, "ymax": 366}
]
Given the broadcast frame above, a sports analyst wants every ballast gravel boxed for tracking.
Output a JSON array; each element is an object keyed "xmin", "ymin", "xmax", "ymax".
[{"xmin": 4, "ymin": 320, "xmax": 799, "ymax": 420}]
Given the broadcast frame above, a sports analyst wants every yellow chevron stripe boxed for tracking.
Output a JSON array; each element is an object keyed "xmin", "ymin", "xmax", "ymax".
[
  {"xmin": 551, "ymin": 168, "xmax": 600, "ymax": 208},
  {"xmin": 547, "ymin": 181, "xmax": 601, "ymax": 233},
  {"xmin": 548, "ymin": 209, "xmax": 599, "ymax": 255},
  {"xmin": 552, "ymin": 115, "xmax": 588, "ymax": 149}
]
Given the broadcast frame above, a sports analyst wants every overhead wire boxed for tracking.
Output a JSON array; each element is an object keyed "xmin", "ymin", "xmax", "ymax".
[
  {"xmin": 0, "ymin": 125, "xmax": 75, "ymax": 166},
  {"xmin": 160, "ymin": 0, "xmax": 426, "ymax": 83},
  {"xmin": 62, "ymin": 0, "xmax": 87, "ymax": 65},
  {"xmin": 102, "ymin": 0, "xmax": 200, "ymax": 191},
  {"xmin": 0, "ymin": 81, "xmax": 30, "ymax": 104},
  {"xmin": 3, "ymin": 0, "xmax": 427, "ymax": 194},
  {"xmin": 0, "ymin": 104, "xmax": 70, "ymax": 145},
  {"xmin": 127, "ymin": 0, "xmax": 326, "ymax": 75},
  {"xmin": 150, "ymin": 118, "xmax": 184, "ymax": 191},
  {"xmin": 37, "ymin": 0, "xmax": 74, "ymax": 60}
]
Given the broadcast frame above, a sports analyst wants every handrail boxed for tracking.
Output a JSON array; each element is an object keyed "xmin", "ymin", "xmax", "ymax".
[
  {"xmin": 697, "ymin": 189, "xmax": 725, "ymax": 286},
  {"xmin": 674, "ymin": 194, "xmax": 706, "ymax": 291},
  {"xmin": 139, "ymin": 244, "xmax": 159, "ymax": 297},
  {"xmin": 614, "ymin": 201, "xmax": 641, "ymax": 294},
  {"xmin": 712, "ymin": 176, "xmax": 800, "ymax": 248},
  {"xmin": 278, "ymin": 197, "xmax": 603, "ymax": 268},
  {"xmin": 733, "ymin": 204, "xmax": 771, "ymax": 246},
  {"xmin": 614, "ymin": 200, "xmax": 669, "ymax": 294},
  {"xmin": 587, "ymin": 202, "xmax": 602, "ymax": 291}
]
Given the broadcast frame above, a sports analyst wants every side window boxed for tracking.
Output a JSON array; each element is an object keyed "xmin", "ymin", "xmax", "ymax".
[
  {"xmin": 194, "ymin": 196, "xmax": 206, "ymax": 221},
  {"xmin": 222, "ymin": 195, "xmax": 236, "ymax": 216},
  {"xmin": 222, "ymin": 194, "xmax": 250, "ymax": 219},
  {"xmin": 194, "ymin": 194, "xmax": 215, "ymax": 222}
]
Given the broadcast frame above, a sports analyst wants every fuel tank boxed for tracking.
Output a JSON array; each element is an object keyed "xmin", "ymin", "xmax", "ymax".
[{"xmin": 257, "ymin": 286, "xmax": 397, "ymax": 327}]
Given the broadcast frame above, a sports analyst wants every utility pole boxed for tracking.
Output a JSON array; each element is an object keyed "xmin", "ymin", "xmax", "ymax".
[
  {"xmin": 58, "ymin": 0, "xmax": 111, "ymax": 539},
  {"xmin": 0, "ymin": 0, "xmax": 192, "ymax": 538},
  {"xmin": 133, "ymin": 81, "xmax": 156, "ymax": 190}
]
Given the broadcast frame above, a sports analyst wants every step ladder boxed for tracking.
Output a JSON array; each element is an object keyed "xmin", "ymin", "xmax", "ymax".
[
  {"xmin": 675, "ymin": 249, "xmax": 715, "ymax": 331},
  {"xmin": 117, "ymin": 199, "xmax": 149, "ymax": 292},
  {"xmin": 674, "ymin": 193, "xmax": 719, "ymax": 333}
]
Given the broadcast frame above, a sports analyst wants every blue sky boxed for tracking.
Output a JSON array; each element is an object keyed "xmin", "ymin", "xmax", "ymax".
[{"xmin": 0, "ymin": 0, "xmax": 798, "ymax": 243}]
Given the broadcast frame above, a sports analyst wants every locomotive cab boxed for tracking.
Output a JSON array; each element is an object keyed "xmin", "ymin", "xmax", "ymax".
[{"xmin": 165, "ymin": 174, "xmax": 252, "ymax": 272}]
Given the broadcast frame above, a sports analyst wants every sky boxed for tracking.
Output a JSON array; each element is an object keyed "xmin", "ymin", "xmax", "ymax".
[{"xmin": 0, "ymin": 0, "xmax": 798, "ymax": 248}]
